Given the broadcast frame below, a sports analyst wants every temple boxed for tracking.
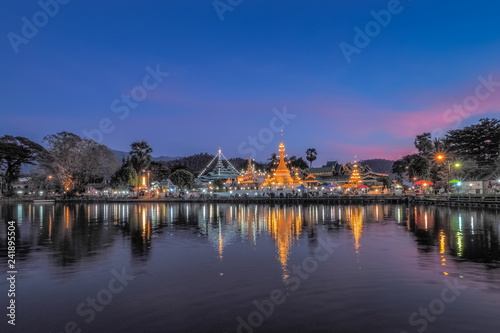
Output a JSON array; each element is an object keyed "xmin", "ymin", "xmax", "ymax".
[
  {"xmin": 263, "ymin": 141, "xmax": 302, "ymax": 189},
  {"xmin": 195, "ymin": 148, "xmax": 240, "ymax": 183},
  {"xmin": 348, "ymin": 162, "xmax": 363, "ymax": 185},
  {"xmin": 237, "ymin": 157, "xmax": 261, "ymax": 188}
]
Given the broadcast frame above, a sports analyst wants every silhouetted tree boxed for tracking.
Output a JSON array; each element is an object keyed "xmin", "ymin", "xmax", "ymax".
[
  {"xmin": 0, "ymin": 135, "xmax": 46, "ymax": 194},
  {"xmin": 306, "ymin": 148, "xmax": 317, "ymax": 168},
  {"xmin": 129, "ymin": 141, "xmax": 153, "ymax": 172}
]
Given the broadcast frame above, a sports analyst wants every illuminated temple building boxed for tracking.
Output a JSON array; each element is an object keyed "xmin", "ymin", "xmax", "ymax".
[
  {"xmin": 262, "ymin": 141, "xmax": 303, "ymax": 189},
  {"xmin": 236, "ymin": 157, "xmax": 262, "ymax": 188},
  {"xmin": 195, "ymin": 148, "xmax": 240, "ymax": 183}
]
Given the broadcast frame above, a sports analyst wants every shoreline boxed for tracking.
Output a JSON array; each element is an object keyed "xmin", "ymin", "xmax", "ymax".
[{"xmin": 2, "ymin": 194, "xmax": 500, "ymax": 209}]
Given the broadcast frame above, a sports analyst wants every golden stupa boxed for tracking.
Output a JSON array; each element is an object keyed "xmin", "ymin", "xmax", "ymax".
[{"xmin": 263, "ymin": 142, "xmax": 302, "ymax": 188}]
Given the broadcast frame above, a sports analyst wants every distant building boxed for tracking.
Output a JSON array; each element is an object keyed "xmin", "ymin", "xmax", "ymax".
[
  {"xmin": 309, "ymin": 161, "xmax": 342, "ymax": 177},
  {"xmin": 309, "ymin": 161, "xmax": 388, "ymax": 186}
]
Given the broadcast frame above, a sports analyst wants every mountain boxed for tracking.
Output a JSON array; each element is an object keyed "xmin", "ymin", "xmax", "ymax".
[
  {"xmin": 153, "ymin": 155, "xmax": 182, "ymax": 162},
  {"xmin": 111, "ymin": 149, "xmax": 181, "ymax": 162},
  {"xmin": 359, "ymin": 159, "xmax": 395, "ymax": 176}
]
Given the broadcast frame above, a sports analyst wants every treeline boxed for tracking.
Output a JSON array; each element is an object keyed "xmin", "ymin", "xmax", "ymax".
[
  {"xmin": 392, "ymin": 118, "xmax": 500, "ymax": 183},
  {"xmin": 0, "ymin": 131, "xmax": 184, "ymax": 195}
]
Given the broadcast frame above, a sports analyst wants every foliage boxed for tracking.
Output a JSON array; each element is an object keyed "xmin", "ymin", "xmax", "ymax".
[
  {"xmin": 129, "ymin": 141, "xmax": 153, "ymax": 172},
  {"xmin": 42, "ymin": 132, "xmax": 118, "ymax": 192},
  {"xmin": 288, "ymin": 156, "xmax": 309, "ymax": 170},
  {"xmin": 170, "ymin": 169, "xmax": 194, "ymax": 189},
  {"xmin": 110, "ymin": 159, "xmax": 138, "ymax": 188},
  {"xmin": 377, "ymin": 176, "xmax": 391, "ymax": 189},
  {"xmin": 445, "ymin": 118, "xmax": 500, "ymax": 170},
  {"xmin": 212, "ymin": 178, "xmax": 226, "ymax": 189},
  {"xmin": 414, "ymin": 133, "xmax": 433, "ymax": 155},
  {"xmin": 267, "ymin": 153, "xmax": 279, "ymax": 172},
  {"xmin": 392, "ymin": 154, "xmax": 429, "ymax": 180},
  {"xmin": 0, "ymin": 135, "xmax": 47, "ymax": 194},
  {"xmin": 306, "ymin": 148, "xmax": 317, "ymax": 167},
  {"xmin": 149, "ymin": 161, "xmax": 170, "ymax": 182}
]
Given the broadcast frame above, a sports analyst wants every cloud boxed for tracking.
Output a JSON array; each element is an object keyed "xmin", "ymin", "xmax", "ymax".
[{"xmin": 328, "ymin": 142, "xmax": 414, "ymax": 162}]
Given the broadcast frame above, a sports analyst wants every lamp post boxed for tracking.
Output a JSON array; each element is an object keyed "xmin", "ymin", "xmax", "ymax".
[
  {"xmin": 435, "ymin": 154, "xmax": 446, "ymax": 188},
  {"xmin": 435, "ymin": 154, "xmax": 461, "ymax": 192}
]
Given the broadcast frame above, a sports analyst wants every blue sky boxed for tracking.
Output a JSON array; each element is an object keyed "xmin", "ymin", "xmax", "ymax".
[{"xmin": 1, "ymin": 0, "xmax": 499, "ymax": 164}]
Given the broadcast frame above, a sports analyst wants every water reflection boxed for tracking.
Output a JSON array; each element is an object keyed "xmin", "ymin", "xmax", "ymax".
[{"xmin": 1, "ymin": 203, "xmax": 499, "ymax": 272}]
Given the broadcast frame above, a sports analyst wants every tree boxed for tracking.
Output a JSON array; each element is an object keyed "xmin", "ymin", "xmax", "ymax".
[
  {"xmin": 149, "ymin": 161, "xmax": 170, "ymax": 182},
  {"xmin": 414, "ymin": 133, "xmax": 433, "ymax": 155},
  {"xmin": 306, "ymin": 148, "xmax": 317, "ymax": 168},
  {"xmin": 0, "ymin": 135, "xmax": 46, "ymax": 195},
  {"xmin": 288, "ymin": 156, "xmax": 309, "ymax": 170},
  {"xmin": 392, "ymin": 154, "xmax": 429, "ymax": 181},
  {"xmin": 43, "ymin": 132, "xmax": 118, "ymax": 192},
  {"xmin": 445, "ymin": 118, "xmax": 500, "ymax": 170},
  {"xmin": 110, "ymin": 159, "xmax": 138, "ymax": 188},
  {"xmin": 129, "ymin": 141, "xmax": 153, "ymax": 172},
  {"xmin": 267, "ymin": 153, "xmax": 279, "ymax": 172},
  {"xmin": 170, "ymin": 169, "xmax": 194, "ymax": 189},
  {"xmin": 212, "ymin": 178, "xmax": 225, "ymax": 190}
]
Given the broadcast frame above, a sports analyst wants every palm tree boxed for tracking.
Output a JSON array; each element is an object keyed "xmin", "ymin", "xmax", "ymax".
[
  {"xmin": 129, "ymin": 141, "xmax": 153, "ymax": 172},
  {"xmin": 306, "ymin": 148, "xmax": 317, "ymax": 168},
  {"xmin": 267, "ymin": 153, "xmax": 278, "ymax": 172}
]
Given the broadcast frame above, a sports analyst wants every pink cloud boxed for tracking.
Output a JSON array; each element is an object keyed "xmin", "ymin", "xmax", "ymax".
[
  {"xmin": 328, "ymin": 142, "xmax": 415, "ymax": 162},
  {"xmin": 387, "ymin": 74, "xmax": 500, "ymax": 138}
]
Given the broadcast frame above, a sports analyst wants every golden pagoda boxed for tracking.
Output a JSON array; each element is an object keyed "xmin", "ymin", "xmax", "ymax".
[
  {"xmin": 349, "ymin": 162, "xmax": 363, "ymax": 185},
  {"xmin": 263, "ymin": 142, "xmax": 302, "ymax": 188}
]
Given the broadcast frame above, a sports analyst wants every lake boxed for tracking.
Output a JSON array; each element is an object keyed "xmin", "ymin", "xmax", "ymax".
[{"xmin": 0, "ymin": 202, "xmax": 499, "ymax": 333}]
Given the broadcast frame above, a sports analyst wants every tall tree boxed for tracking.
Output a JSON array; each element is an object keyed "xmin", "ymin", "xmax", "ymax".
[
  {"xmin": 43, "ymin": 132, "xmax": 118, "ymax": 192},
  {"xmin": 129, "ymin": 141, "xmax": 153, "ymax": 172},
  {"xmin": 445, "ymin": 118, "xmax": 500, "ymax": 170},
  {"xmin": 306, "ymin": 148, "xmax": 317, "ymax": 168},
  {"xmin": 414, "ymin": 132, "xmax": 433, "ymax": 155},
  {"xmin": 267, "ymin": 153, "xmax": 279, "ymax": 172},
  {"xmin": 0, "ymin": 135, "xmax": 46, "ymax": 195}
]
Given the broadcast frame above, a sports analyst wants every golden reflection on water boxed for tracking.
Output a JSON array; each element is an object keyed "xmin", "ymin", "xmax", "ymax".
[
  {"xmin": 265, "ymin": 206, "xmax": 302, "ymax": 278},
  {"xmin": 347, "ymin": 207, "xmax": 364, "ymax": 253},
  {"xmin": 3, "ymin": 203, "xmax": 500, "ymax": 271}
]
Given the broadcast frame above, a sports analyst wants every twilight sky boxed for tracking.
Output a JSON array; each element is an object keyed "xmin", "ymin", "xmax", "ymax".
[{"xmin": 1, "ymin": 0, "xmax": 499, "ymax": 164}]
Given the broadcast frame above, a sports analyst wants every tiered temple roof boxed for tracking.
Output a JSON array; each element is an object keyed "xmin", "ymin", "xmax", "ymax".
[{"xmin": 262, "ymin": 142, "xmax": 302, "ymax": 188}]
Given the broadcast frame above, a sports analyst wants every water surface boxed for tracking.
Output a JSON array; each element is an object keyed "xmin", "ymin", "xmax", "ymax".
[{"xmin": 0, "ymin": 203, "xmax": 499, "ymax": 333}]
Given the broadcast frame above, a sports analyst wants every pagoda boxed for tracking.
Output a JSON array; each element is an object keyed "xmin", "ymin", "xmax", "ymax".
[
  {"xmin": 349, "ymin": 162, "xmax": 363, "ymax": 185},
  {"xmin": 263, "ymin": 142, "xmax": 302, "ymax": 188},
  {"xmin": 237, "ymin": 157, "xmax": 260, "ymax": 188}
]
